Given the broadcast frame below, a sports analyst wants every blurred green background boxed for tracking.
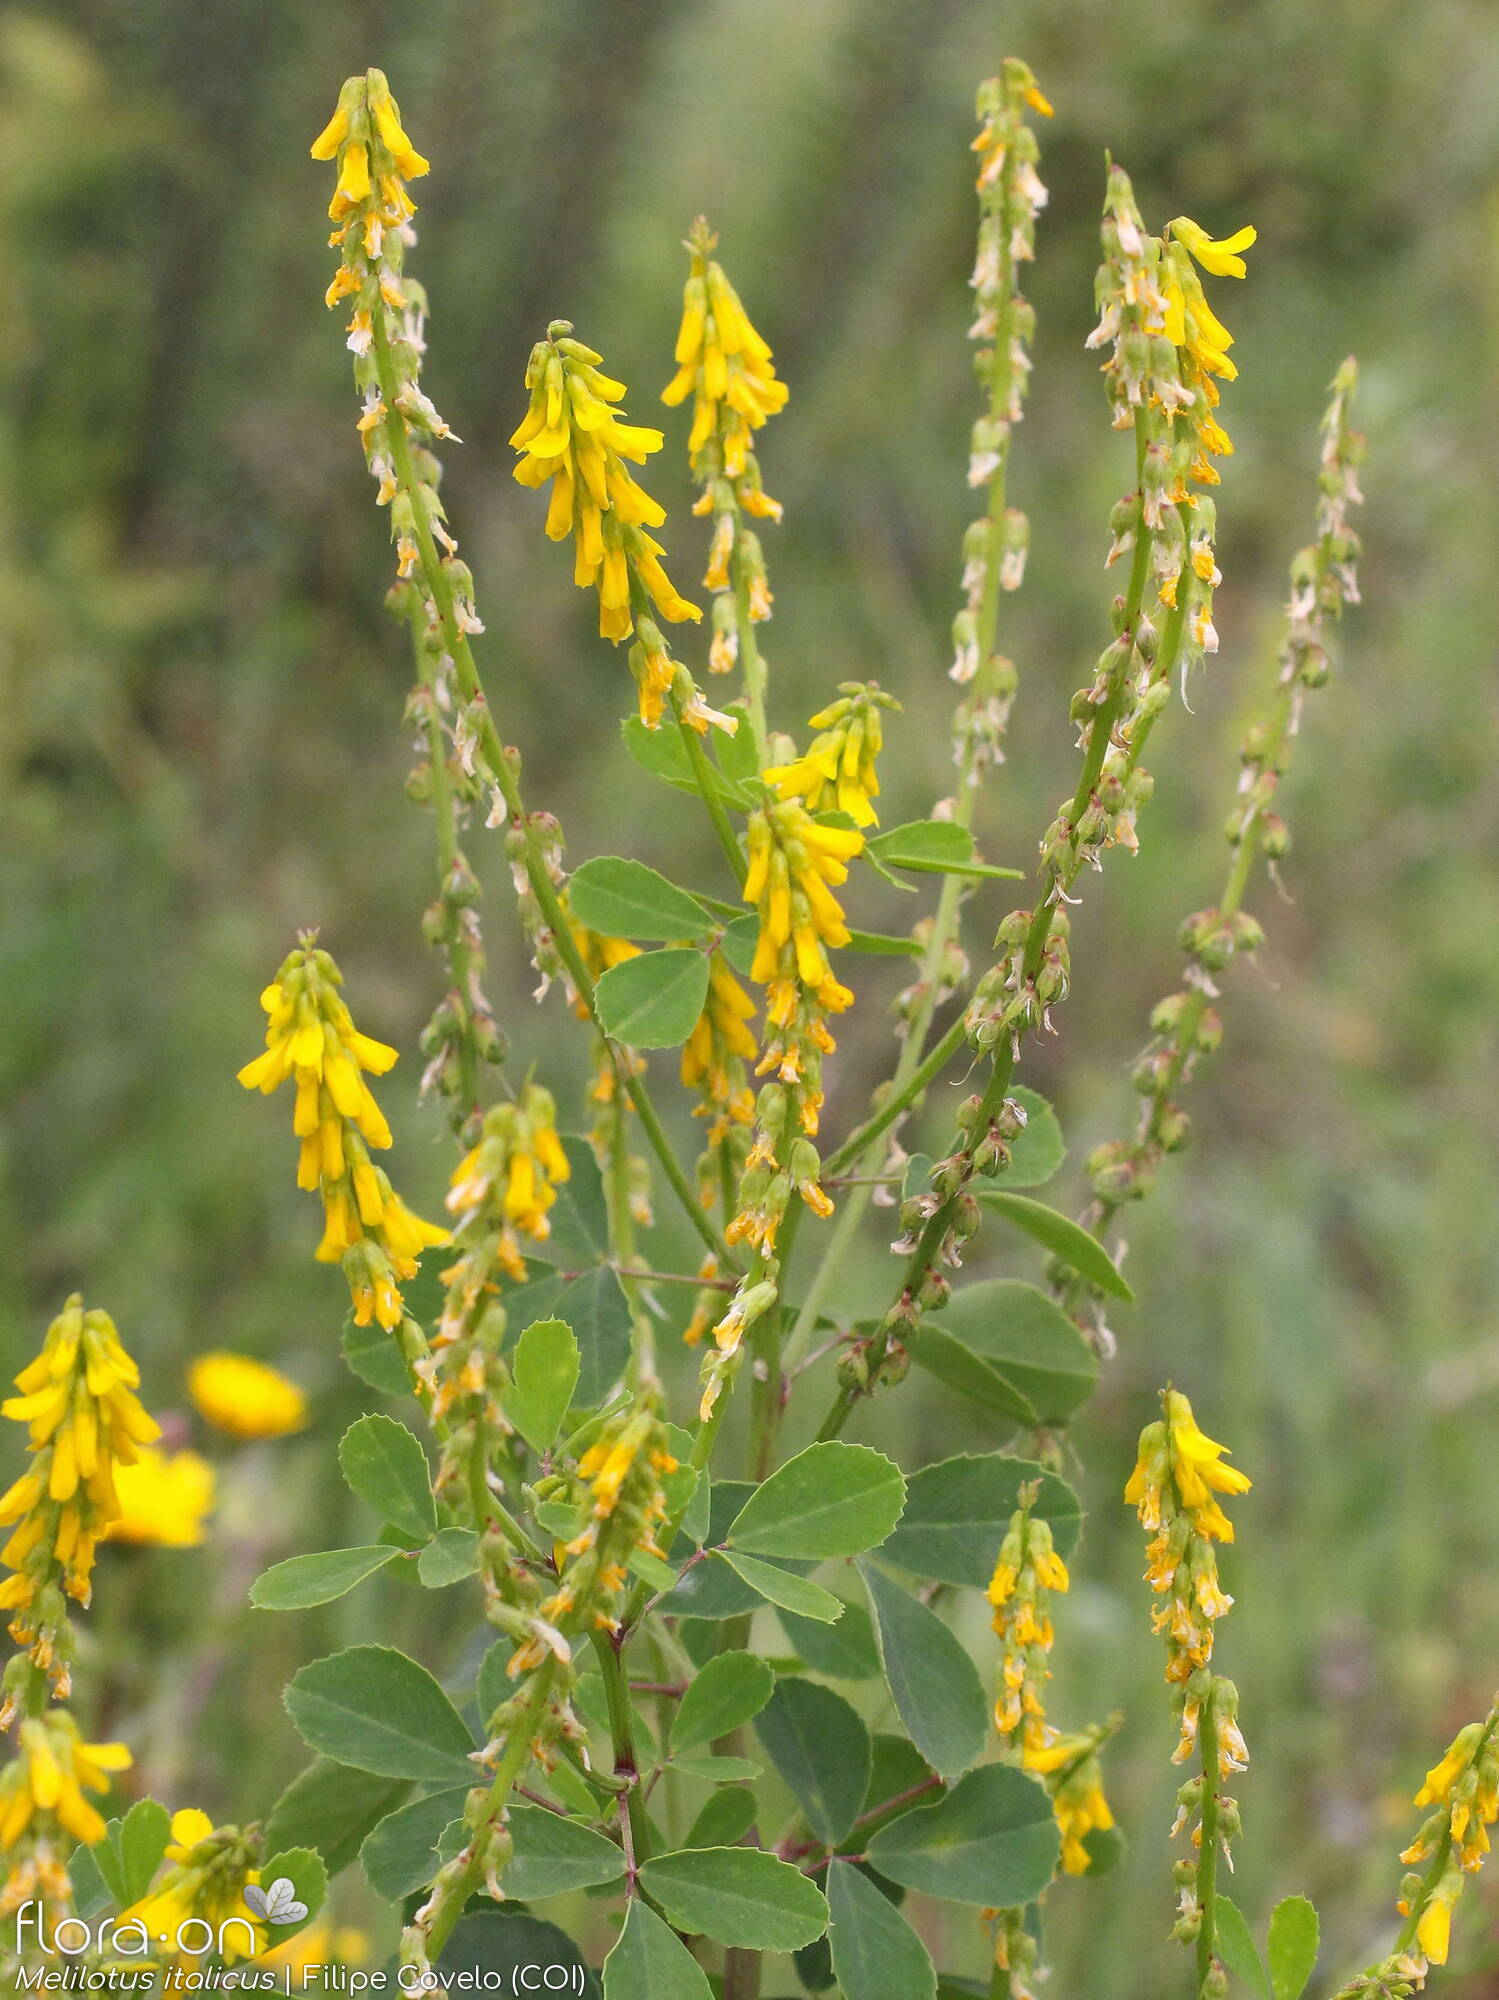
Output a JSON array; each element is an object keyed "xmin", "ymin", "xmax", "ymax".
[{"xmin": 4, "ymin": 0, "xmax": 1499, "ymax": 1989}]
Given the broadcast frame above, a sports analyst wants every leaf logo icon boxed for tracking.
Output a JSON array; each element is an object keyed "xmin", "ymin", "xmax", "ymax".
[{"xmin": 243, "ymin": 1877, "xmax": 309, "ymax": 1927}]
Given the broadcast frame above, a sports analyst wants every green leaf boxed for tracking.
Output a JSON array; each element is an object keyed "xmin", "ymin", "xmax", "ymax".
[
  {"xmin": 671, "ymin": 1754, "xmax": 762, "ymax": 1782},
  {"xmin": 569, "ymin": 856, "xmax": 713, "ymax": 943},
  {"xmin": 673, "ymin": 1650, "xmax": 775, "ymax": 1755},
  {"xmin": 1081, "ymin": 1822, "xmax": 1127, "ymax": 1876},
  {"xmin": 434, "ymin": 1909, "xmax": 600, "ymax": 1997},
  {"xmin": 338, "ymin": 1415, "xmax": 437, "ymax": 1543},
  {"xmin": 664, "ymin": 1481, "xmax": 812, "ymax": 1621},
  {"xmin": 628, "ymin": 1547, "xmax": 680, "ymax": 1593},
  {"xmin": 264, "ymin": 1760, "xmax": 409, "ymax": 1879},
  {"xmin": 1216, "ymin": 1895, "xmax": 1271, "ymax": 2000},
  {"xmin": 860, "ymin": 1562, "xmax": 987, "ymax": 1780},
  {"xmin": 865, "ymin": 1764, "xmax": 1059, "ymax": 1907},
  {"xmin": 504, "ymin": 1317, "xmax": 581, "ymax": 1454},
  {"xmin": 622, "ymin": 714, "xmax": 751, "ymax": 807},
  {"xmin": 713, "ymin": 701, "xmax": 760, "ymax": 783},
  {"xmin": 827, "ymin": 1859, "xmax": 938, "ymax": 2000},
  {"xmin": 974, "ymin": 1191, "xmax": 1134, "ymax": 1301},
  {"xmin": 1268, "ymin": 1895, "xmax": 1320, "ymax": 2000},
  {"xmin": 595, "ymin": 947, "xmax": 710, "ymax": 1048},
  {"xmin": 717, "ymin": 912, "xmax": 761, "ymax": 978},
  {"xmin": 540, "ymin": 1137, "xmax": 612, "ymax": 1265},
  {"xmin": 906, "ymin": 1323, "xmax": 1039, "ymax": 1425},
  {"xmin": 755, "ymin": 1678, "xmax": 871, "ymax": 1848},
  {"xmin": 417, "ymin": 1529, "xmax": 481, "ymax": 1587},
  {"xmin": 927, "ymin": 1281, "xmax": 1099, "ymax": 1425},
  {"xmin": 715, "ymin": 1550, "xmax": 845, "ymax": 1622},
  {"xmin": 361, "ymin": 1787, "xmax": 469, "ymax": 1900},
  {"xmin": 604, "ymin": 1897, "xmax": 714, "ymax": 2000},
  {"xmin": 505, "ymin": 1804, "xmax": 625, "ymax": 1899},
  {"xmin": 502, "ymin": 1265, "xmax": 631, "ymax": 1407},
  {"xmin": 639, "ymin": 1845, "xmax": 830, "ymax": 1951},
  {"xmin": 777, "ymin": 1599, "xmax": 881, "ymax": 1679},
  {"xmin": 285, "ymin": 1645, "xmax": 476, "ymax": 1784},
  {"xmin": 1002, "ymin": 1087, "xmax": 1066, "ymax": 1189},
  {"xmin": 845, "ymin": 927, "xmax": 925, "ymax": 958},
  {"xmin": 865, "ymin": 819, "xmax": 1020, "ymax": 881},
  {"xmin": 725, "ymin": 1441, "xmax": 905, "ymax": 1559},
  {"xmin": 684, "ymin": 1787, "xmax": 759, "ymax": 1850},
  {"xmin": 86, "ymin": 1799, "xmax": 171, "ymax": 1911},
  {"xmin": 250, "ymin": 1545, "xmax": 400, "ymax": 1611},
  {"xmin": 341, "ymin": 1317, "xmax": 412, "ymax": 1396},
  {"xmin": 254, "ymin": 1846, "xmax": 326, "ymax": 1946},
  {"xmin": 881, "ymin": 1453, "xmax": 1083, "ymax": 1588}
]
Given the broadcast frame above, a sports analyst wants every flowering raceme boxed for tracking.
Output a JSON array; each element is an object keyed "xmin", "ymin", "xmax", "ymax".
[
  {"xmin": 445, "ymin": 1086, "xmax": 571, "ymax": 1284},
  {"xmin": 664, "ymin": 220, "xmax": 788, "ymax": 489},
  {"xmin": 237, "ymin": 940, "xmax": 450, "ymax": 1333},
  {"xmin": 511, "ymin": 323, "xmax": 724, "ymax": 733},
  {"xmin": 761, "ymin": 684, "xmax": 898, "ymax": 828},
  {"xmin": 125, "ymin": 1810, "xmax": 267, "ymax": 1963},
  {"xmin": 0, "ymin": 1297, "xmax": 159, "ymax": 1691},
  {"xmin": 681, "ymin": 953, "xmax": 759, "ymax": 1204}
]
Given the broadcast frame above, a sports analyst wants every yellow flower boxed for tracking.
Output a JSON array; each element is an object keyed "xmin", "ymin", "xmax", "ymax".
[
  {"xmin": 312, "ymin": 69, "xmax": 428, "ymax": 228},
  {"xmin": 1162, "ymin": 1388, "xmax": 1251, "ymax": 1537},
  {"xmin": 1416, "ymin": 1874, "xmax": 1459, "ymax": 1965},
  {"xmin": 662, "ymin": 221, "xmax": 788, "ymax": 484},
  {"xmin": 1169, "ymin": 218, "xmax": 1257, "ymax": 279},
  {"xmin": 263, "ymin": 1920, "xmax": 370, "ymax": 1976},
  {"xmin": 511, "ymin": 322, "xmax": 701, "ymax": 701},
  {"xmin": 742, "ymin": 800, "xmax": 862, "ymax": 1003},
  {"xmin": 446, "ymin": 1085, "xmax": 571, "ymax": 1284},
  {"xmin": 125, "ymin": 1810, "xmax": 267, "ymax": 1964},
  {"xmin": 238, "ymin": 939, "xmax": 450, "ymax": 1332},
  {"xmin": 187, "ymin": 1353, "xmax": 308, "ymax": 1441},
  {"xmin": 0, "ymin": 1712, "xmax": 130, "ymax": 1851},
  {"xmin": 681, "ymin": 954, "xmax": 759, "ymax": 1156},
  {"xmin": 0, "ymin": 1297, "xmax": 160, "ymax": 1680},
  {"xmin": 105, "ymin": 1448, "xmax": 215, "ymax": 1548},
  {"xmin": 761, "ymin": 685, "xmax": 898, "ymax": 829}
]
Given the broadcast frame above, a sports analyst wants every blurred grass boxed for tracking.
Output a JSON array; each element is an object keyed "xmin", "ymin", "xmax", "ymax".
[{"xmin": 3, "ymin": 0, "xmax": 1499, "ymax": 1988}]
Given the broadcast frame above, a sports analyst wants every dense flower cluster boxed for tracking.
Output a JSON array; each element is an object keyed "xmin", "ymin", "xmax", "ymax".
[
  {"xmin": 0, "ymin": 1297, "xmax": 159, "ymax": 1695},
  {"xmin": 664, "ymin": 220, "xmax": 785, "ymax": 684},
  {"xmin": 513, "ymin": 324, "xmax": 730, "ymax": 734},
  {"xmin": 1396, "ymin": 1705, "xmax": 1499, "ymax": 1968},
  {"xmin": 681, "ymin": 953, "xmax": 759, "ymax": 1206},
  {"xmin": 238, "ymin": 941, "xmax": 451, "ymax": 1335},
  {"xmin": 762, "ymin": 685, "xmax": 897, "ymax": 829},
  {"xmin": 1127, "ymin": 1388, "xmax": 1251, "ymax": 1948},
  {"xmin": 445, "ymin": 1087, "xmax": 571, "ymax": 1285},
  {"xmin": 125, "ymin": 1810, "xmax": 266, "ymax": 1964}
]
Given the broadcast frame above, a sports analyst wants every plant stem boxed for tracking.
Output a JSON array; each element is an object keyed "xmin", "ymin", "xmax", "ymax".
[
  {"xmin": 669, "ymin": 686, "xmax": 746, "ymax": 886},
  {"xmin": 1195, "ymin": 1685, "xmax": 1220, "ymax": 1996},
  {"xmin": 591, "ymin": 1629, "xmax": 652, "ymax": 1871},
  {"xmin": 368, "ymin": 306, "xmax": 728, "ymax": 1268}
]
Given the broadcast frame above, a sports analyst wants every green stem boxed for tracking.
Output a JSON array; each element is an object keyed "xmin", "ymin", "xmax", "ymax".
[
  {"xmin": 731, "ymin": 557, "xmax": 770, "ymax": 765},
  {"xmin": 369, "ymin": 306, "xmax": 728, "ymax": 1268},
  {"xmin": 591, "ymin": 1629, "xmax": 653, "ymax": 1870},
  {"xmin": 1195, "ymin": 1685, "xmax": 1220, "ymax": 1996},
  {"xmin": 423, "ymin": 1663, "xmax": 556, "ymax": 1960},
  {"xmin": 669, "ymin": 686, "xmax": 746, "ymax": 885}
]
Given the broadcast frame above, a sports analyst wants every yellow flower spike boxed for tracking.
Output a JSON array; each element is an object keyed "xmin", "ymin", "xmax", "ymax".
[
  {"xmin": 761, "ymin": 683, "xmax": 899, "ymax": 828},
  {"xmin": 512, "ymin": 321, "xmax": 721, "ymax": 733},
  {"xmin": 663, "ymin": 220, "xmax": 788, "ymax": 489},
  {"xmin": 123, "ymin": 1815, "xmax": 267, "ymax": 1963},
  {"xmin": 187, "ymin": 1353, "xmax": 308, "ymax": 1441},
  {"xmin": 104, "ymin": 1448, "xmax": 215, "ymax": 1548},
  {"xmin": 0, "ymin": 1297, "xmax": 160, "ymax": 1689},
  {"xmin": 445, "ymin": 1085, "xmax": 571, "ymax": 1286},
  {"xmin": 238, "ymin": 939, "xmax": 449, "ymax": 1333}
]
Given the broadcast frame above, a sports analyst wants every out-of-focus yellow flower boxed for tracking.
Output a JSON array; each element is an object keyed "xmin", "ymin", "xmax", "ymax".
[
  {"xmin": 238, "ymin": 940, "xmax": 450, "ymax": 1333},
  {"xmin": 1022, "ymin": 1733, "xmax": 1114, "ymax": 1875},
  {"xmin": 105, "ymin": 1448, "xmax": 215, "ymax": 1548},
  {"xmin": 0, "ymin": 1297, "xmax": 160, "ymax": 1689},
  {"xmin": 663, "ymin": 221, "xmax": 788, "ymax": 486},
  {"xmin": 761, "ymin": 685, "xmax": 899, "ymax": 828},
  {"xmin": 0, "ymin": 1712, "xmax": 130, "ymax": 1851},
  {"xmin": 187, "ymin": 1353, "xmax": 308, "ymax": 1441},
  {"xmin": 262, "ymin": 1920, "xmax": 370, "ymax": 1976}
]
